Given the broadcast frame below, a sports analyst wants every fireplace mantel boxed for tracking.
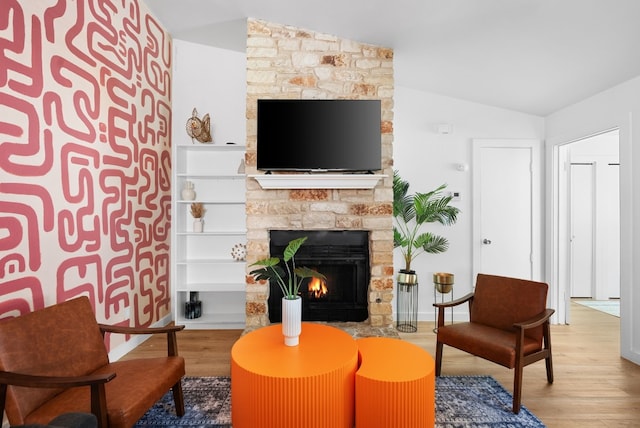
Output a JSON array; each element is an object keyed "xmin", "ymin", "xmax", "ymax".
[{"xmin": 249, "ymin": 174, "xmax": 386, "ymax": 189}]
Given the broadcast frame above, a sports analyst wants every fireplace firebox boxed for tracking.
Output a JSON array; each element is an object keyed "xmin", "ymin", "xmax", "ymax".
[{"xmin": 268, "ymin": 230, "xmax": 369, "ymax": 323}]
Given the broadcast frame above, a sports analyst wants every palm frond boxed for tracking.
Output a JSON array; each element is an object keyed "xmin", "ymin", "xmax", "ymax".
[
  {"xmin": 393, "ymin": 170, "xmax": 460, "ymax": 270},
  {"xmin": 393, "ymin": 170, "xmax": 416, "ymax": 223},
  {"xmin": 393, "ymin": 228, "xmax": 407, "ymax": 248},
  {"xmin": 414, "ymin": 233, "xmax": 450, "ymax": 254}
]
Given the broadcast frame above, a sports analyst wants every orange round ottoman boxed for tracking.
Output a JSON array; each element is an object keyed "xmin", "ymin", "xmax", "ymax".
[
  {"xmin": 231, "ymin": 323, "xmax": 358, "ymax": 428},
  {"xmin": 356, "ymin": 337, "xmax": 435, "ymax": 428}
]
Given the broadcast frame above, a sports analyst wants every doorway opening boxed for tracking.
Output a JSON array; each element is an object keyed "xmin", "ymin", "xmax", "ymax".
[{"xmin": 558, "ymin": 129, "xmax": 620, "ymax": 323}]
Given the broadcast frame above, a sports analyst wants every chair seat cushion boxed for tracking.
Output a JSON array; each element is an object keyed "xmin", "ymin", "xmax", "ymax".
[
  {"xmin": 437, "ymin": 322, "xmax": 541, "ymax": 368},
  {"xmin": 23, "ymin": 357, "xmax": 185, "ymax": 428}
]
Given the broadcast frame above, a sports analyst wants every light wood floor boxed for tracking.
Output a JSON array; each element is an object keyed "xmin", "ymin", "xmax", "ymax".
[{"xmin": 123, "ymin": 303, "xmax": 640, "ymax": 427}]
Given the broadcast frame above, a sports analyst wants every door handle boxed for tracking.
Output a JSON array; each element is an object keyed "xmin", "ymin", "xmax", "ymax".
[{"xmin": 482, "ymin": 239, "xmax": 492, "ymax": 245}]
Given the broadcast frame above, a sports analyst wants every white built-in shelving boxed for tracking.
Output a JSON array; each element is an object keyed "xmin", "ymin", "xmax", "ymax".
[{"xmin": 172, "ymin": 143, "xmax": 246, "ymax": 329}]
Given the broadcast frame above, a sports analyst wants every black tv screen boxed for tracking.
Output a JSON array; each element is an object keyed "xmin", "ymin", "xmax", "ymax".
[{"xmin": 257, "ymin": 99, "xmax": 381, "ymax": 172}]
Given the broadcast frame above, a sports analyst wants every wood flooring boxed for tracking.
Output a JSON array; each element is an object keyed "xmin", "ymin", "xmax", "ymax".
[{"xmin": 122, "ymin": 302, "xmax": 640, "ymax": 427}]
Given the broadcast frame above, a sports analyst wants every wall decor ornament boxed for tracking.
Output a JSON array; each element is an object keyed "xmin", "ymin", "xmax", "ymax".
[
  {"xmin": 181, "ymin": 181, "xmax": 196, "ymax": 200},
  {"xmin": 185, "ymin": 108, "xmax": 212, "ymax": 143},
  {"xmin": 231, "ymin": 243, "xmax": 247, "ymax": 261}
]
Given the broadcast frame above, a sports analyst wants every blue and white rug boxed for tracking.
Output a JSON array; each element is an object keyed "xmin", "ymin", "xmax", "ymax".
[{"xmin": 135, "ymin": 375, "xmax": 545, "ymax": 427}]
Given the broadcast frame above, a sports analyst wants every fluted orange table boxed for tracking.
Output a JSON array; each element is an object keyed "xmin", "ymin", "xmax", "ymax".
[
  {"xmin": 231, "ymin": 323, "xmax": 358, "ymax": 428},
  {"xmin": 356, "ymin": 337, "xmax": 435, "ymax": 428}
]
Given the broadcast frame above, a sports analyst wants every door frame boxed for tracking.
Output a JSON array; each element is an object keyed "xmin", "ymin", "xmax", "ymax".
[
  {"xmin": 472, "ymin": 139, "xmax": 542, "ymax": 283},
  {"xmin": 553, "ymin": 129, "xmax": 620, "ymax": 324}
]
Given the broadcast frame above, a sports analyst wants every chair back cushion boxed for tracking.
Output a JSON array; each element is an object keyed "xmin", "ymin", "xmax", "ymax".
[
  {"xmin": 0, "ymin": 296, "xmax": 109, "ymax": 423},
  {"xmin": 470, "ymin": 274, "xmax": 548, "ymax": 343}
]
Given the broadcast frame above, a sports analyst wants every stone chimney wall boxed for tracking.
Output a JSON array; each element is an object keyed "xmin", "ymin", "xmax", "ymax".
[{"xmin": 244, "ymin": 19, "xmax": 395, "ymax": 328}]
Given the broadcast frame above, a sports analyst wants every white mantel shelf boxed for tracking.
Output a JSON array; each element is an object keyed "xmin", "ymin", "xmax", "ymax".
[{"xmin": 249, "ymin": 174, "xmax": 387, "ymax": 189}]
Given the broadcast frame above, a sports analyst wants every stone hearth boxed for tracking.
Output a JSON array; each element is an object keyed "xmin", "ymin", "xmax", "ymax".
[{"xmin": 243, "ymin": 322, "xmax": 400, "ymax": 339}]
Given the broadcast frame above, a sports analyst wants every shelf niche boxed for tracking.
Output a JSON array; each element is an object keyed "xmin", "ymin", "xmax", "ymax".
[{"xmin": 249, "ymin": 174, "xmax": 386, "ymax": 190}]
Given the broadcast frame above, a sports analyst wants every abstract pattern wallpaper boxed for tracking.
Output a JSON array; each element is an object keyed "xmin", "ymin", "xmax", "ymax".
[{"xmin": 0, "ymin": 0, "xmax": 172, "ymax": 349}]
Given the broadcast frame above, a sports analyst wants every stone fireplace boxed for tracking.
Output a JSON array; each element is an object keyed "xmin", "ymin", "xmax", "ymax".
[{"xmin": 243, "ymin": 19, "xmax": 395, "ymax": 328}]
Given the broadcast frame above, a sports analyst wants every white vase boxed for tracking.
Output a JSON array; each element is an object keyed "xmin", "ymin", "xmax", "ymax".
[
  {"xmin": 193, "ymin": 218, "xmax": 203, "ymax": 233},
  {"xmin": 281, "ymin": 296, "xmax": 302, "ymax": 346},
  {"xmin": 237, "ymin": 159, "xmax": 246, "ymax": 174},
  {"xmin": 181, "ymin": 181, "xmax": 196, "ymax": 200}
]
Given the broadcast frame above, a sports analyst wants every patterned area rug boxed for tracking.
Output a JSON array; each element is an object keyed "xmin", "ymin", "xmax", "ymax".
[
  {"xmin": 436, "ymin": 376, "xmax": 544, "ymax": 427},
  {"xmin": 135, "ymin": 375, "xmax": 544, "ymax": 427},
  {"xmin": 135, "ymin": 377, "xmax": 231, "ymax": 427}
]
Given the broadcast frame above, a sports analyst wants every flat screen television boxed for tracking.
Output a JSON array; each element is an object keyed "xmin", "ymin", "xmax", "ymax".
[{"xmin": 257, "ymin": 99, "xmax": 381, "ymax": 172}]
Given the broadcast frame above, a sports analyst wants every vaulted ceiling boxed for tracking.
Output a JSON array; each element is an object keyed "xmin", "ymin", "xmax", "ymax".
[{"xmin": 144, "ymin": 0, "xmax": 640, "ymax": 116}]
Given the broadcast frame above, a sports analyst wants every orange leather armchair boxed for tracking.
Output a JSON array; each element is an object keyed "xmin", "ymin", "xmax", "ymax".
[
  {"xmin": 433, "ymin": 274, "xmax": 554, "ymax": 413},
  {"xmin": 0, "ymin": 297, "xmax": 185, "ymax": 428}
]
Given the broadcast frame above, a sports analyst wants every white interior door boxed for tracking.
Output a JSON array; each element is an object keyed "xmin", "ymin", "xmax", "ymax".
[
  {"xmin": 569, "ymin": 162, "xmax": 595, "ymax": 298},
  {"xmin": 568, "ymin": 151, "xmax": 620, "ymax": 300},
  {"xmin": 473, "ymin": 139, "xmax": 541, "ymax": 282}
]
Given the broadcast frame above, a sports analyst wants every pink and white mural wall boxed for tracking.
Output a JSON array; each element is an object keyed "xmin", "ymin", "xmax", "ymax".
[{"xmin": 0, "ymin": 0, "xmax": 173, "ymax": 349}]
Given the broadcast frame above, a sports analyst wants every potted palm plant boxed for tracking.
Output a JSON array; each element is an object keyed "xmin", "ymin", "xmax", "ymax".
[
  {"xmin": 250, "ymin": 236, "xmax": 326, "ymax": 346},
  {"xmin": 393, "ymin": 170, "xmax": 460, "ymax": 284}
]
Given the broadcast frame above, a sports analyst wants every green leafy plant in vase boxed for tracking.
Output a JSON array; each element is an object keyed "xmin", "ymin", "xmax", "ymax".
[
  {"xmin": 250, "ymin": 236, "xmax": 326, "ymax": 299},
  {"xmin": 250, "ymin": 236, "xmax": 326, "ymax": 346},
  {"xmin": 393, "ymin": 170, "xmax": 460, "ymax": 284}
]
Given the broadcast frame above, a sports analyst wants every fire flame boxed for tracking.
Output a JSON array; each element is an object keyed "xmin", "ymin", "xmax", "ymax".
[{"xmin": 308, "ymin": 277, "xmax": 328, "ymax": 298}]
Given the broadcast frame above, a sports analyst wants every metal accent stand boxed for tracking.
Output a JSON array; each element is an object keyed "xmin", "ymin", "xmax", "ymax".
[
  {"xmin": 396, "ymin": 281, "xmax": 418, "ymax": 333},
  {"xmin": 433, "ymin": 273, "xmax": 454, "ymax": 333}
]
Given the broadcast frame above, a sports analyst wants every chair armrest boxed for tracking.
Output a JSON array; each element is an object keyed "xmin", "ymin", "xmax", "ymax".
[
  {"xmin": 0, "ymin": 370, "xmax": 115, "ymax": 428},
  {"xmin": 513, "ymin": 308, "xmax": 555, "ymax": 330},
  {"xmin": 98, "ymin": 324, "xmax": 185, "ymax": 357},
  {"xmin": 433, "ymin": 292, "xmax": 474, "ymax": 309},
  {"xmin": 433, "ymin": 292, "xmax": 475, "ymax": 328},
  {"xmin": 0, "ymin": 370, "xmax": 115, "ymax": 389}
]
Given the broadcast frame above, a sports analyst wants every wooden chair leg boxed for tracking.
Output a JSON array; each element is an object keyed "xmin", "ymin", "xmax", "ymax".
[
  {"xmin": 172, "ymin": 380, "xmax": 185, "ymax": 416},
  {"xmin": 435, "ymin": 341, "xmax": 443, "ymax": 376},
  {"xmin": 544, "ymin": 324, "xmax": 554, "ymax": 383},
  {"xmin": 513, "ymin": 363, "xmax": 523, "ymax": 414},
  {"xmin": 545, "ymin": 354, "xmax": 554, "ymax": 384}
]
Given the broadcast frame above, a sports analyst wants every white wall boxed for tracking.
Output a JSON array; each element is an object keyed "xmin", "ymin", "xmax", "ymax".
[
  {"xmin": 546, "ymin": 76, "xmax": 640, "ymax": 365},
  {"xmin": 172, "ymin": 39, "xmax": 246, "ymax": 146},
  {"xmin": 393, "ymin": 85, "xmax": 545, "ymax": 321}
]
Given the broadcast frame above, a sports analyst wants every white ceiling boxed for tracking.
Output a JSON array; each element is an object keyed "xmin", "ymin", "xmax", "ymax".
[{"xmin": 143, "ymin": 0, "xmax": 640, "ymax": 117}]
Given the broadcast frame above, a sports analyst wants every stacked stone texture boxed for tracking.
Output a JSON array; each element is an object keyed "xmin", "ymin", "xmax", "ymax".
[{"xmin": 244, "ymin": 19, "xmax": 395, "ymax": 327}]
